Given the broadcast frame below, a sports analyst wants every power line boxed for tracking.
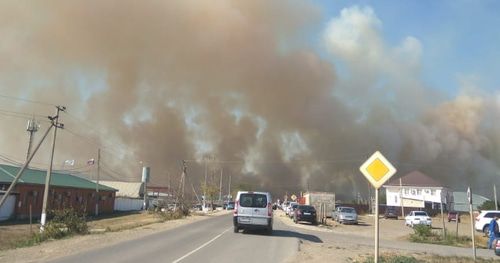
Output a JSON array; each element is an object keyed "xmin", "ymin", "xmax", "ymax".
[{"xmin": 0, "ymin": 93, "xmax": 56, "ymax": 107}]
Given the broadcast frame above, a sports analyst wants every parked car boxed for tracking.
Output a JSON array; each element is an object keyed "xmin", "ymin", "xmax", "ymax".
[
  {"xmin": 287, "ymin": 202, "xmax": 298, "ymax": 218},
  {"xmin": 384, "ymin": 207, "xmax": 399, "ymax": 219},
  {"xmin": 474, "ymin": 210, "xmax": 500, "ymax": 234},
  {"xmin": 233, "ymin": 191, "xmax": 275, "ymax": 234},
  {"xmin": 293, "ymin": 205, "xmax": 317, "ymax": 225},
  {"xmin": 405, "ymin": 211, "xmax": 432, "ymax": 227},
  {"xmin": 332, "ymin": 206, "xmax": 358, "ymax": 224},
  {"xmin": 447, "ymin": 211, "xmax": 460, "ymax": 223},
  {"xmin": 226, "ymin": 201, "xmax": 235, "ymax": 210}
]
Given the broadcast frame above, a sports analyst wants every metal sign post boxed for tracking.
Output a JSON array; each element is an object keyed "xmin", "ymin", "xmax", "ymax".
[
  {"xmin": 360, "ymin": 151, "xmax": 397, "ymax": 263},
  {"xmin": 467, "ymin": 187, "xmax": 476, "ymax": 260}
]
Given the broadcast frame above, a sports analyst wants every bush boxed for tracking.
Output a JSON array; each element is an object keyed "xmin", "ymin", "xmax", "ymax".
[
  {"xmin": 409, "ymin": 224, "xmax": 472, "ymax": 247},
  {"xmin": 42, "ymin": 208, "xmax": 88, "ymax": 239},
  {"xmin": 413, "ymin": 224, "xmax": 432, "ymax": 237}
]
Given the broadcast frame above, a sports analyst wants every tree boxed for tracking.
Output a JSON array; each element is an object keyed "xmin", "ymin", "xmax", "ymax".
[
  {"xmin": 201, "ymin": 181, "xmax": 219, "ymax": 210},
  {"xmin": 478, "ymin": 200, "xmax": 498, "ymax": 210}
]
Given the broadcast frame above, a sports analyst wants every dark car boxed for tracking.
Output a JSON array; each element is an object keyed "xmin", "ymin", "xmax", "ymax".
[
  {"xmin": 293, "ymin": 205, "xmax": 317, "ymax": 225},
  {"xmin": 447, "ymin": 211, "xmax": 461, "ymax": 223},
  {"xmin": 384, "ymin": 207, "xmax": 398, "ymax": 219}
]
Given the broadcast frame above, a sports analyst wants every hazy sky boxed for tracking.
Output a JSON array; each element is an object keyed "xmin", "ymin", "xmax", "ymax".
[{"xmin": 0, "ymin": 1, "xmax": 499, "ymax": 198}]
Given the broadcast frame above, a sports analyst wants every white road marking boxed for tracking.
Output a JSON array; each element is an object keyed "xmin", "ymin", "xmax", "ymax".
[{"xmin": 172, "ymin": 227, "xmax": 231, "ymax": 263}]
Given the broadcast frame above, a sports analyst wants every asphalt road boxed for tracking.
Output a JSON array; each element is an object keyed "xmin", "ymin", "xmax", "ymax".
[{"xmin": 50, "ymin": 214, "xmax": 317, "ymax": 263}]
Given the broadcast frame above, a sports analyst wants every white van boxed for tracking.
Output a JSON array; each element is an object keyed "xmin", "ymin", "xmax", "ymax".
[{"xmin": 233, "ymin": 191, "xmax": 274, "ymax": 234}]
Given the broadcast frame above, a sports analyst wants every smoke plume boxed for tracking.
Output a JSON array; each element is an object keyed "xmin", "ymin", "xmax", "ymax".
[{"xmin": 0, "ymin": 2, "xmax": 498, "ymax": 199}]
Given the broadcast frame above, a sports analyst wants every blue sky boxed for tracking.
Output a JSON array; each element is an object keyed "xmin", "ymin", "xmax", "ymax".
[{"xmin": 313, "ymin": 0, "xmax": 500, "ymax": 95}]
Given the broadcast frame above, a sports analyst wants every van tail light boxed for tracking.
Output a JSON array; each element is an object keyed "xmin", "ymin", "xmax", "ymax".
[
  {"xmin": 268, "ymin": 202, "xmax": 272, "ymax": 216},
  {"xmin": 234, "ymin": 201, "xmax": 239, "ymax": 216}
]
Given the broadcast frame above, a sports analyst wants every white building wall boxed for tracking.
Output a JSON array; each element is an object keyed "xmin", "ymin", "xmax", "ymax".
[
  {"xmin": 0, "ymin": 194, "xmax": 15, "ymax": 221},
  {"xmin": 385, "ymin": 186, "xmax": 446, "ymax": 206},
  {"xmin": 114, "ymin": 197, "xmax": 144, "ymax": 211}
]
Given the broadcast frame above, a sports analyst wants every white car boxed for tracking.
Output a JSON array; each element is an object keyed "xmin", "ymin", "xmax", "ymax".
[
  {"xmin": 405, "ymin": 211, "xmax": 432, "ymax": 227},
  {"xmin": 474, "ymin": 210, "xmax": 500, "ymax": 234},
  {"xmin": 233, "ymin": 191, "xmax": 275, "ymax": 234},
  {"xmin": 286, "ymin": 202, "xmax": 298, "ymax": 217}
]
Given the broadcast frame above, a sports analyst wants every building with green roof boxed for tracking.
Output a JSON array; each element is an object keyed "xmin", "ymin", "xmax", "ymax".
[{"xmin": 0, "ymin": 164, "xmax": 117, "ymax": 220}]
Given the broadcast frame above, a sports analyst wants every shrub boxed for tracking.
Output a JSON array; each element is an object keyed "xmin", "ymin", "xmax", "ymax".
[
  {"xmin": 42, "ymin": 208, "xmax": 88, "ymax": 239},
  {"xmin": 413, "ymin": 224, "xmax": 432, "ymax": 237}
]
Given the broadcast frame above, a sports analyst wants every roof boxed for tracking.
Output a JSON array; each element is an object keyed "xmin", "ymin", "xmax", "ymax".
[
  {"xmin": 97, "ymin": 181, "xmax": 143, "ymax": 198},
  {"xmin": 385, "ymin": 171, "xmax": 443, "ymax": 188},
  {"xmin": 452, "ymin": 191, "xmax": 490, "ymax": 212},
  {"xmin": 0, "ymin": 164, "xmax": 117, "ymax": 192}
]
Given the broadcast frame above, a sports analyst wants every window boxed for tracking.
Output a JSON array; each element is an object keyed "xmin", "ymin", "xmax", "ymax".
[
  {"xmin": 411, "ymin": 189, "xmax": 416, "ymax": 195},
  {"xmin": 416, "ymin": 189, "xmax": 422, "ymax": 195},
  {"xmin": 239, "ymin": 193, "xmax": 267, "ymax": 208},
  {"xmin": 431, "ymin": 190, "xmax": 436, "ymax": 196},
  {"xmin": 404, "ymin": 189, "xmax": 409, "ymax": 195},
  {"xmin": 395, "ymin": 196, "xmax": 398, "ymax": 203}
]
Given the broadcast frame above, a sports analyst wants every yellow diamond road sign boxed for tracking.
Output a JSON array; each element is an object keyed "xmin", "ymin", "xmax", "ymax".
[{"xmin": 360, "ymin": 151, "xmax": 396, "ymax": 189}]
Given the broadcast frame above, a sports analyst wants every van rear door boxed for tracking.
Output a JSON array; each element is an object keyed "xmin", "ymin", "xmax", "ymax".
[{"xmin": 238, "ymin": 193, "xmax": 268, "ymax": 225}]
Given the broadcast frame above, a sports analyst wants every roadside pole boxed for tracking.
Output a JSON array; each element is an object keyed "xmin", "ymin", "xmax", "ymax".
[
  {"xmin": 374, "ymin": 188, "xmax": 379, "ymax": 262},
  {"xmin": 95, "ymin": 148, "xmax": 100, "ymax": 216},
  {"xmin": 494, "ymin": 184, "xmax": 498, "ymax": 210},
  {"xmin": 0, "ymin": 125, "xmax": 53, "ymax": 209},
  {"xmin": 40, "ymin": 106, "xmax": 65, "ymax": 232},
  {"xmin": 440, "ymin": 199, "xmax": 446, "ymax": 238},
  {"xmin": 359, "ymin": 151, "xmax": 397, "ymax": 263},
  {"xmin": 468, "ymin": 187, "xmax": 476, "ymax": 261},
  {"xmin": 399, "ymin": 177, "xmax": 404, "ymax": 218}
]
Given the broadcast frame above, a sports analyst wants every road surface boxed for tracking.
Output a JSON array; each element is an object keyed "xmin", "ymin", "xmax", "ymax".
[{"xmin": 50, "ymin": 214, "xmax": 318, "ymax": 263}]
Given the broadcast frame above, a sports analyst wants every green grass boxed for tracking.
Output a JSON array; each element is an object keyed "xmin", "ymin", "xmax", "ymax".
[{"xmin": 409, "ymin": 225, "xmax": 473, "ymax": 247}]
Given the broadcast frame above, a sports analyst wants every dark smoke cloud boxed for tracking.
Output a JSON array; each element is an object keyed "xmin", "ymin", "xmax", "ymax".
[{"xmin": 0, "ymin": 2, "xmax": 499, "ymax": 199}]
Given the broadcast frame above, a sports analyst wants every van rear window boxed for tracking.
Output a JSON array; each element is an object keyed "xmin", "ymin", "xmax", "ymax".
[{"xmin": 239, "ymin": 194, "xmax": 267, "ymax": 208}]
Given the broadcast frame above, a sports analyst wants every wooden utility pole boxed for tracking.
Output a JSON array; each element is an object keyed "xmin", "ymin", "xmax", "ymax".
[
  {"xmin": 228, "ymin": 174, "xmax": 231, "ymax": 201},
  {"xmin": 95, "ymin": 148, "xmax": 101, "ymax": 216},
  {"xmin": 400, "ymin": 177, "xmax": 405, "ymax": 218},
  {"xmin": 26, "ymin": 117, "xmax": 39, "ymax": 161},
  {"xmin": 218, "ymin": 167, "xmax": 223, "ymax": 203},
  {"xmin": 41, "ymin": 106, "xmax": 65, "ymax": 232},
  {"xmin": 0, "ymin": 125, "xmax": 53, "ymax": 209},
  {"xmin": 494, "ymin": 184, "xmax": 498, "ymax": 209}
]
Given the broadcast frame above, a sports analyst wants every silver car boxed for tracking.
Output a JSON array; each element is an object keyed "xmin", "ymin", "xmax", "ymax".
[{"xmin": 332, "ymin": 206, "xmax": 358, "ymax": 224}]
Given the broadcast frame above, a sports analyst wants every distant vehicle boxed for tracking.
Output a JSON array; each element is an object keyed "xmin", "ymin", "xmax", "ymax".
[
  {"xmin": 303, "ymin": 192, "xmax": 335, "ymax": 218},
  {"xmin": 495, "ymin": 239, "xmax": 500, "ymax": 256},
  {"xmin": 233, "ymin": 191, "xmax": 275, "ymax": 234},
  {"xmin": 384, "ymin": 207, "xmax": 398, "ymax": 219},
  {"xmin": 332, "ymin": 207, "xmax": 358, "ymax": 224},
  {"xmin": 447, "ymin": 211, "xmax": 460, "ymax": 223},
  {"xmin": 293, "ymin": 205, "xmax": 317, "ymax": 225},
  {"xmin": 226, "ymin": 201, "xmax": 235, "ymax": 210},
  {"xmin": 474, "ymin": 210, "xmax": 500, "ymax": 234},
  {"xmin": 405, "ymin": 211, "xmax": 432, "ymax": 227},
  {"xmin": 288, "ymin": 203, "xmax": 299, "ymax": 218}
]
